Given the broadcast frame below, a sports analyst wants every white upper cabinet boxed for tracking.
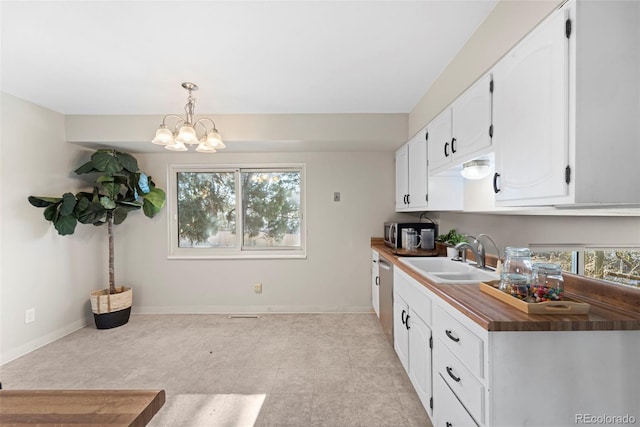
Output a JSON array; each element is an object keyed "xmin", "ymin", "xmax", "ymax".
[
  {"xmin": 426, "ymin": 108, "xmax": 453, "ymax": 173},
  {"xmin": 407, "ymin": 130, "xmax": 429, "ymax": 210},
  {"xmin": 428, "ymin": 73, "xmax": 493, "ymax": 175},
  {"xmin": 396, "ymin": 126, "xmax": 463, "ymax": 212},
  {"xmin": 395, "ymin": 144, "xmax": 410, "ymax": 210},
  {"xmin": 395, "ymin": 130, "xmax": 427, "ymax": 211},
  {"xmin": 492, "ymin": 6, "xmax": 568, "ymax": 204},
  {"xmin": 492, "ymin": 0, "xmax": 640, "ymax": 206}
]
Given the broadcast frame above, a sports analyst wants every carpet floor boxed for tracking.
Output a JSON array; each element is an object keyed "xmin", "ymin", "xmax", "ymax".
[{"xmin": 0, "ymin": 313, "xmax": 432, "ymax": 427}]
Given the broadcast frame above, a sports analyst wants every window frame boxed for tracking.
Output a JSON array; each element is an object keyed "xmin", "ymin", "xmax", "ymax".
[{"xmin": 168, "ymin": 163, "xmax": 306, "ymax": 259}]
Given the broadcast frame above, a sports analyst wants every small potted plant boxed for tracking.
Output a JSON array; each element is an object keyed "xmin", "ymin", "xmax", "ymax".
[
  {"xmin": 28, "ymin": 149, "xmax": 166, "ymax": 329},
  {"xmin": 436, "ymin": 229, "xmax": 467, "ymax": 258}
]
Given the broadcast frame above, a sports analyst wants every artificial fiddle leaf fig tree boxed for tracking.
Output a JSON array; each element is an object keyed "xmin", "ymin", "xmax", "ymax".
[{"xmin": 28, "ymin": 149, "xmax": 166, "ymax": 302}]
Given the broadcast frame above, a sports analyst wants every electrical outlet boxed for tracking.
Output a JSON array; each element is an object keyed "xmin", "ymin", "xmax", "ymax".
[
  {"xmin": 333, "ymin": 192, "xmax": 341, "ymax": 202},
  {"xmin": 25, "ymin": 308, "xmax": 35, "ymax": 324},
  {"xmin": 254, "ymin": 282, "xmax": 262, "ymax": 293}
]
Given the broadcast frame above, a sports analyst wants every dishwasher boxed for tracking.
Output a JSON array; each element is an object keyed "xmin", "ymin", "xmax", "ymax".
[{"xmin": 378, "ymin": 255, "xmax": 394, "ymax": 344}]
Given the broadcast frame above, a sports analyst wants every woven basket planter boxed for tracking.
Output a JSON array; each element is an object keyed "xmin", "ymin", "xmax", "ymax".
[{"xmin": 90, "ymin": 286, "xmax": 132, "ymax": 329}]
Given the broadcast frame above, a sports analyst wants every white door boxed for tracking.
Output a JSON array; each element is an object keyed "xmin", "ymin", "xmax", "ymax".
[
  {"xmin": 408, "ymin": 129, "xmax": 428, "ymax": 209},
  {"xmin": 493, "ymin": 9, "xmax": 569, "ymax": 203},
  {"xmin": 393, "ymin": 293, "xmax": 409, "ymax": 372},
  {"xmin": 427, "ymin": 107, "xmax": 453, "ymax": 173},
  {"xmin": 408, "ymin": 309, "xmax": 433, "ymax": 417},
  {"xmin": 395, "ymin": 144, "xmax": 409, "ymax": 210},
  {"xmin": 452, "ymin": 73, "xmax": 493, "ymax": 163}
]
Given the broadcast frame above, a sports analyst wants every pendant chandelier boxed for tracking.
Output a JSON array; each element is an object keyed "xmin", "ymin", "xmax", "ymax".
[{"xmin": 151, "ymin": 82, "xmax": 225, "ymax": 153}]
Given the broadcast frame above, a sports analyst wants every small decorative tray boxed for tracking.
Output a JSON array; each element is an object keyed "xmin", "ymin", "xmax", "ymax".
[{"xmin": 479, "ymin": 280, "xmax": 590, "ymax": 315}]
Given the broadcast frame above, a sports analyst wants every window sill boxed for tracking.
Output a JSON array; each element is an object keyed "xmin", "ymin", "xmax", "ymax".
[{"xmin": 167, "ymin": 252, "xmax": 307, "ymax": 260}]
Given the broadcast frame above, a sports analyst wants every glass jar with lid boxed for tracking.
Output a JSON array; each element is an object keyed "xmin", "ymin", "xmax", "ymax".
[
  {"xmin": 499, "ymin": 247, "xmax": 533, "ymax": 297},
  {"xmin": 531, "ymin": 263, "xmax": 564, "ymax": 302}
]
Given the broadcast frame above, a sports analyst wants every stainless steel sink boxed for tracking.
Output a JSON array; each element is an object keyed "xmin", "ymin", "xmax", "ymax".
[{"xmin": 398, "ymin": 257, "xmax": 499, "ymax": 284}]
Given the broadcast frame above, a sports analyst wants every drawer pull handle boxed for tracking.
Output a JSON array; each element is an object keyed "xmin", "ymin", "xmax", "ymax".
[
  {"xmin": 401, "ymin": 310, "xmax": 406, "ymax": 325},
  {"xmin": 445, "ymin": 329, "xmax": 460, "ymax": 342},
  {"xmin": 446, "ymin": 366, "xmax": 461, "ymax": 382},
  {"xmin": 405, "ymin": 314, "xmax": 410, "ymax": 330}
]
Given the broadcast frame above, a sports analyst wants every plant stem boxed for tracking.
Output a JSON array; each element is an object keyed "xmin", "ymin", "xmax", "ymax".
[{"xmin": 108, "ymin": 213, "xmax": 115, "ymax": 294}]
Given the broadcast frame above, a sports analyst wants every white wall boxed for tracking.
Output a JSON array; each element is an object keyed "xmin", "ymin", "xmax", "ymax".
[
  {"xmin": 115, "ymin": 151, "xmax": 395, "ymax": 313},
  {"xmin": 0, "ymin": 93, "xmax": 106, "ymax": 363}
]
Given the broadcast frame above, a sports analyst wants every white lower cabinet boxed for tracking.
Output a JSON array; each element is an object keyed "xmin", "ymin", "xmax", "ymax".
[
  {"xmin": 433, "ymin": 304, "xmax": 486, "ymax": 426},
  {"xmin": 433, "ymin": 336, "xmax": 484, "ymax": 425},
  {"xmin": 407, "ymin": 310, "xmax": 432, "ymax": 415},
  {"xmin": 394, "ymin": 269, "xmax": 434, "ymax": 418},
  {"xmin": 371, "ymin": 250, "xmax": 379, "ymax": 317},
  {"xmin": 434, "ymin": 373, "xmax": 479, "ymax": 427},
  {"xmin": 393, "ymin": 292, "xmax": 410, "ymax": 372}
]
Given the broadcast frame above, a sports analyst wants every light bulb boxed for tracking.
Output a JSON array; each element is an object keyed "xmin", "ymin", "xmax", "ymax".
[
  {"xmin": 165, "ymin": 141, "xmax": 188, "ymax": 151},
  {"xmin": 176, "ymin": 125, "xmax": 198, "ymax": 145},
  {"xmin": 461, "ymin": 160, "xmax": 491, "ymax": 180},
  {"xmin": 206, "ymin": 130, "xmax": 225, "ymax": 149},
  {"xmin": 152, "ymin": 127, "xmax": 174, "ymax": 145},
  {"xmin": 196, "ymin": 143, "xmax": 217, "ymax": 153}
]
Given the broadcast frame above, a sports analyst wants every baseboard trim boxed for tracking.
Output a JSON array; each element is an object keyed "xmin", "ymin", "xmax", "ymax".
[
  {"xmin": 0, "ymin": 316, "xmax": 92, "ymax": 365},
  {"xmin": 132, "ymin": 305, "xmax": 373, "ymax": 315}
]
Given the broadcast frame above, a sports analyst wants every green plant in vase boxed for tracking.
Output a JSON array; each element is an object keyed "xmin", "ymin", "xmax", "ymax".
[{"xmin": 28, "ymin": 149, "xmax": 166, "ymax": 329}]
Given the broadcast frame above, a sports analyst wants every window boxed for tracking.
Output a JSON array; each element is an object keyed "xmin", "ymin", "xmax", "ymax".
[
  {"xmin": 530, "ymin": 247, "xmax": 578, "ymax": 274},
  {"xmin": 530, "ymin": 245, "xmax": 640, "ymax": 289},
  {"xmin": 584, "ymin": 249, "xmax": 640, "ymax": 287},
  {"xmin": 169, "ymin": 164, "xmax": 305, "ymax": 258}
]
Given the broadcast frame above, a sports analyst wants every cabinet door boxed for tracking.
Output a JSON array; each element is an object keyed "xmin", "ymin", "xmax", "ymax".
[
  {"xmin": 395, "ymin": 144, "xmax": 409, "ymax": 211},
  {"xmin": 393, "ymin": 292, "xmax": 409, "ymax": 372},
  {"xmin": 452, "ymin": 73, "xmax": 493, "ymax": 163},
  {"xmin": 493, "ymin": 9, "xmax": 569, "ymax": 204},
  {"xmin": 408, "ymin": 130, "xmax": 428, "ymax": 209},
  {"xmin": 371, "ymin": 251, "xmax": 379, "ymax": 317},
  {"xmin": 408, "ymin": 310, "xmax": 433, "ymax": 418},
  {"xmin": 427, "ymin": 108, "xmax": 453, "ymax": 172}
]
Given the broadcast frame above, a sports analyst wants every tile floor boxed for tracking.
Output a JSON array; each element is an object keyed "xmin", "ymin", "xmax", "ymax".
[{"xmin": 0, "ymin": 313, "xmax": 432, "ymax": 427}]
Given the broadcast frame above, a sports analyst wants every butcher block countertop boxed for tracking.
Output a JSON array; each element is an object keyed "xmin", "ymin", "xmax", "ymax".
[
  {"xmin": 373, "ymin": 240, "xmax": 640, "ymax": 332},
  {"xmin": 0, "ymin": 389, "xmax": 165, "ymax": 426}
]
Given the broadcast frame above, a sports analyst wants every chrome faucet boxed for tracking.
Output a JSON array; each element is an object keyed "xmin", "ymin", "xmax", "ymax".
[
  {"xmin": 475, "ymin": 233, "xmax": 502, "ymax": 268},
  {"xmin": 454, "ymin": 233, "xmax": 501, "ymax": 270},
  {"xmin": 454, "ymin": 240, "xmax": 484, "ymax": 268}
]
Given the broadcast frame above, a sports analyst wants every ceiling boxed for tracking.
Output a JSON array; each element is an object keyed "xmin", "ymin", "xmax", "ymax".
[{"xmin": 1, "ymin": 1, "xmax": 497, "ymax": 116}]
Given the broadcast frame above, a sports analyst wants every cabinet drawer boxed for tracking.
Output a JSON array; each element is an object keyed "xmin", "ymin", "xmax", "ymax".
[
  {"xmin": 434, "ymin": 339, "xmax": 484, "ymax": 425},
  {"xmin": 434, "ymin": 373, "xmax": 479, "ymax": 427},
  {"xmin": 434, "ymin": 305, "xmax": 483, "ymax": 378},
  {"xmin": 395, "ymin": 270, "xmax": 432, "ymax": 325}
]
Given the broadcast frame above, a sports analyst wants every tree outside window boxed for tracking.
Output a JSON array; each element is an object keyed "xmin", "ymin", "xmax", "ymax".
[{"xmin": 173, "ymin": 166, "xmax": 304, "ymax": 256}]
